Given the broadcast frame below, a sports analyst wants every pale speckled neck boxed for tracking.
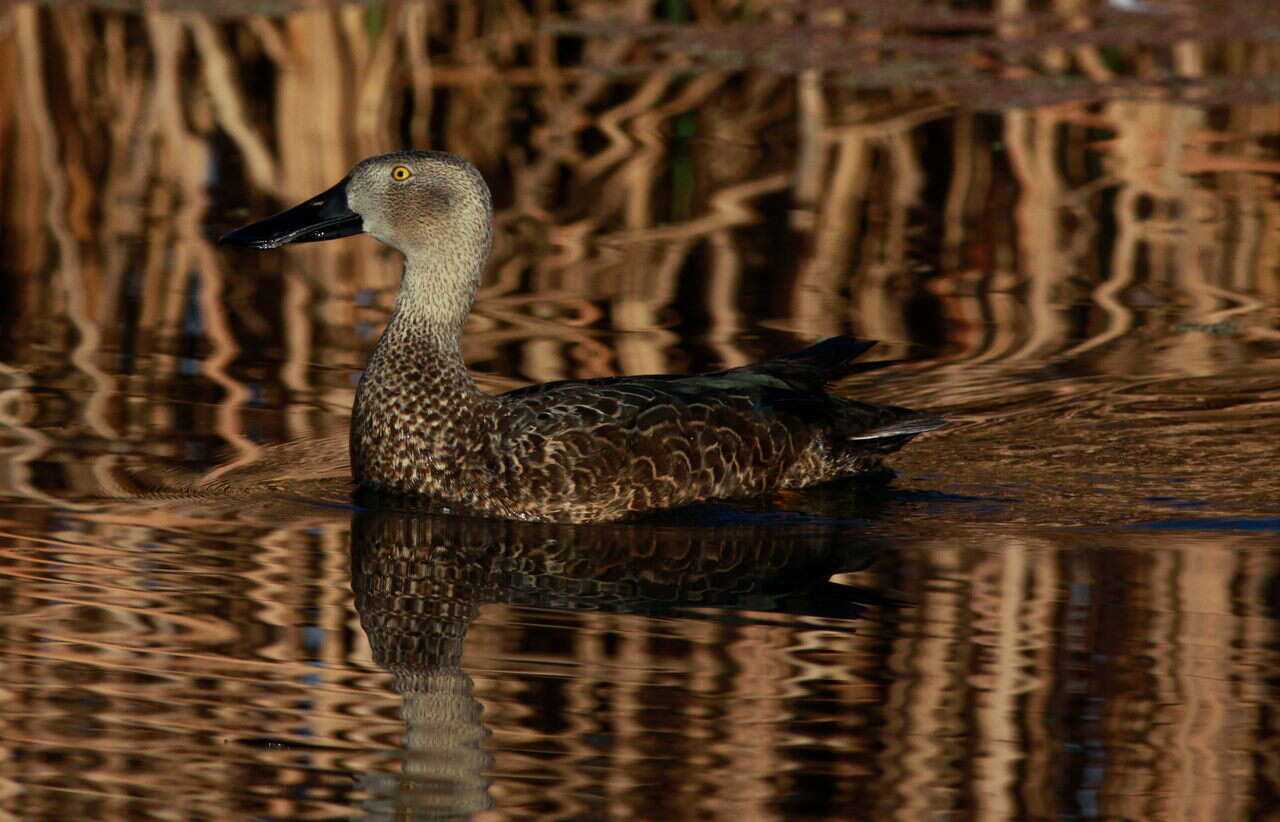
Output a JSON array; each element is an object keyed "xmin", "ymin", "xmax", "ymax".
[
  {"xmin": 393, "ymin": 253, "xmax": 481, "ymax": 340},
  {"xmin": 362, "ymin": 260, "xmax": 484, "ymax": 402},
  {"xmin": 366, "ymin": 208, "xmax": 492, "ymax": 397}
]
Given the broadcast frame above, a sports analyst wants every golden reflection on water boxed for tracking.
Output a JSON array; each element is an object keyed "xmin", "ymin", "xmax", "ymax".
[
  {"xmin": 2, "ymin": 1, "xmax": 1280, "ymax": 819},
  {"xmin": 2, "ymin": 505, "xmax": 1277, "ymax": 819},
  {"xmin": 3, "ymin": 1, "xmax": 1280, "ymax": 509}
]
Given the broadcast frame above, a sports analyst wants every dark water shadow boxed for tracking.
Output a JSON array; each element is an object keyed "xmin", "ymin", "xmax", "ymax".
[
  {"xmin": 1125, "ymin": 516, "xmax": 1280, "ymax": 532},
  {"xmin": 347, "ymin": 505, "xmax": 892, "ymax": 820}
]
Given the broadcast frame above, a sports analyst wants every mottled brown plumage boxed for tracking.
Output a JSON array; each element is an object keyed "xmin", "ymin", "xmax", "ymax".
[{"xmin": 222, "ymin": 151, "xmax": 944, "ymax": 522}]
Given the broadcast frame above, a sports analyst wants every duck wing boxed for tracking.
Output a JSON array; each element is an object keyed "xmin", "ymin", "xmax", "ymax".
[
  {"xmin": 500, "ymin": 336, "xmax": 885, "ymax": 400},
  {"xmin": 499, "ymin": 336, "xmax": 940, "ymax": 438},
  {"xmin": 490, "ymin": 337, "xmax": 943, "ymax": 517}
]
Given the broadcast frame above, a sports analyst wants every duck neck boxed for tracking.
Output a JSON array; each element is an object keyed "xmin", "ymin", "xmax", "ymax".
[
  {"xmin": 397, "ymin": 246, "xmax": 479, "ymax": 334},
  {"xmin": 351, "ymin": 247, "xmax": 496, "ymax": 493},
  {"xmin": 366, "ymin": 252, "xmax": 485, "ymax": 400}
]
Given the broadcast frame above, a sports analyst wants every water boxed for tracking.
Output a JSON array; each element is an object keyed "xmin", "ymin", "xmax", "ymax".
[{"xmin": 3, "ymin": 2, "xmax": 1280, "ymax": 819}]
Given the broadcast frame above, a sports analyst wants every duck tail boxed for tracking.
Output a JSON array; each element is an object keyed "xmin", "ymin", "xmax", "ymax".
[
  {"xmin": 843, "ymin": 408, "xmax": 948, "ymax": 442},
  {"xmin": 776, "ymin": 336, "xmax": 908, "ymax": 382}
]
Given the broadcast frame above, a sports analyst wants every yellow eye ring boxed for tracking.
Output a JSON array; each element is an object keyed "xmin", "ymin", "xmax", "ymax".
[{"xmin": 390, "ymin": 165, "xmax": 413, "ymax": 181}]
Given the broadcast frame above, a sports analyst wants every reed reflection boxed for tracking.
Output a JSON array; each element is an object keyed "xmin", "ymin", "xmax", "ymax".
[{"xmin": 348, "ymin": 504, "xmax": 888, "ymax": 820}]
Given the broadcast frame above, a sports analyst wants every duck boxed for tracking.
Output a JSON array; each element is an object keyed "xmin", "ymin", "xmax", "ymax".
[{"xmin": 220, "ymin": 150, "xmax": 944, "ymax": 522}]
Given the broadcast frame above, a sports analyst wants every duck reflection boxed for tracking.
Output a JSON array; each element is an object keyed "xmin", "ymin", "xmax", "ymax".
[{"xmin": 348, "ymin": 505, "xmax": 892, "ymax": 820}]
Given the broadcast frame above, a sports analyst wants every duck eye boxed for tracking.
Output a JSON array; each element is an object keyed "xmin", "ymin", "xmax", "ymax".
[{"xmin": 390, "ymin": 165, "xmax": 413, "ymax": 181}]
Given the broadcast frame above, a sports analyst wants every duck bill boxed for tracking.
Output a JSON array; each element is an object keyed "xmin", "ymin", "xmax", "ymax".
[{"xmin": 219, "ymin": 178, "xmax": 362, "ymax": 249}]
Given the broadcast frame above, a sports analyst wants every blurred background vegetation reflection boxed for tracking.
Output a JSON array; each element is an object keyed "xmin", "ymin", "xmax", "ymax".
[{"xmin": 1, "ymin": 1, "xmax": 1279, "ymax": 820}]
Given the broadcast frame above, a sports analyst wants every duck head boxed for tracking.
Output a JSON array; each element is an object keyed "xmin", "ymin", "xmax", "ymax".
[{"xmin": 220, "ymin": 151, "xmax": 492, "ymax": 258}]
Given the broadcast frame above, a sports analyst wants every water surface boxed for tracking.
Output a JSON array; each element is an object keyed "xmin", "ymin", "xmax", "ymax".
[{"xmin": 2, "ymin": 2, "xmax": 1279, "ymax": 819}]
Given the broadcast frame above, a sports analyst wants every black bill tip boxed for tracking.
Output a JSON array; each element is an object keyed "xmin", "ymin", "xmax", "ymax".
[{"xmin": 219, "ymin": 177, "xmax": 363, "ymax": 249}]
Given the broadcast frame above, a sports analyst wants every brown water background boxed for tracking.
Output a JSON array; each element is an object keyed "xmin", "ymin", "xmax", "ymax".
[{"xmin": 2, "ymin": 1, "xmax": 1280, "ymax": 819}]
